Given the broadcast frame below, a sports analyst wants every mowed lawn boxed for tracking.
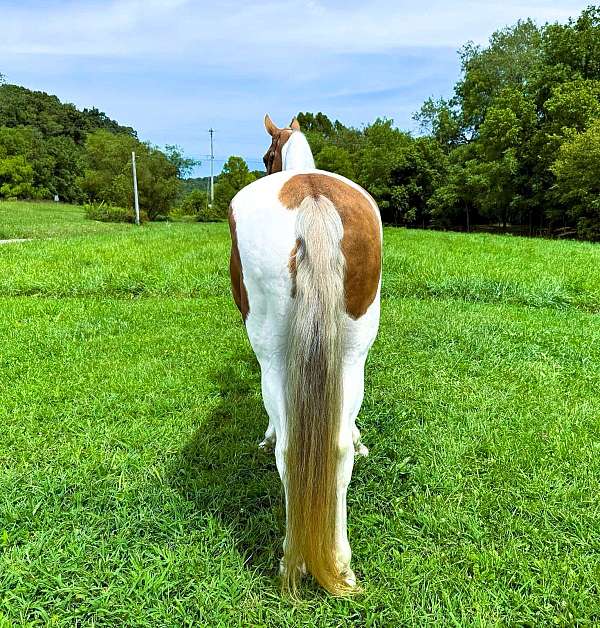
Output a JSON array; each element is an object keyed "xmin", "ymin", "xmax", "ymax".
[{"xmin": 1, "ymin": 201, "xmax": 600, "ymax": 626}]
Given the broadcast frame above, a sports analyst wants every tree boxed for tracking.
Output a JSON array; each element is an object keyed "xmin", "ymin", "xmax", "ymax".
[
  {"xmin": 428, "ymin": 145, "xmax": 485, "ymax": 230},
  {"xmin": 455, "ymin": 20, "xmax": 543, "ymax": 132},
  {"xmin": 544, "ymin": 79, "xmax": 600, "ymax": 133},
  {"xmin": 552, "ymin": 120, "xmax": 600, "ymax": 240},
  {"xmin": 474, "ymin": 89, "xmax": 537, "ymax": 225},
  {"xmin": 412, "ymin": 6, "xmax": 600, "ymax": 236},
  {"xmin": 542, "ymin": 6, "xmax": 600, "ymax": 82},
  {"xmin": 0, "ymin": 83, "xmax": 143, "ymax": 201},
  {"xmin": 212, "ymin": 156, "xmax": 258, "ymax": 218},
  {"xmin": 353, "ymin": 119, "xmax": 411, "ymax": 223},
  {"xmin": 297, "ymin": 112, "xmax": 336, "ymax": 136},
  {"xmin": 0, "ymin": 155, "xmax": 35, "ymax": 198},
  {"xmin": 45, "ymin": 136, "xmax": 85, "ymax": 202},
  {"xmin": 387, "ymin": 137, "xmax": 447, "ymax": 226},
  {"xmin": 80, "ymin": 131, "xmax": 181, "ymax": 219},
  {"xmin": 164, "ymin": 145, "xmax": 198, "ymax": 179},
  {"xmin": 181, "ymin": 189, "xmax": 208, "ymax": 216},
  {"xmin": 0, "ymin": 84, "xmax": 136, "ymax": 144},
  {"xmin": 314, "ymin": 145, "xmax": 355, "ymax": 179},
  {"xmin": 0, "ymin": 127, "xmax": 51, "ymax": 199},
  {"xmin": 414, "ymin": 97, "xmax": 464, "ymax": 149}
]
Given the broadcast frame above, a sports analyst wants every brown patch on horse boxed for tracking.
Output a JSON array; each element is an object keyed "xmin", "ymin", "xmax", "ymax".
[
  {"xmin": 280, "ymin": 174, "xmax": 381, "ymax": 319},
  {"xmin": 228, "ymin": 207, "xmax": 249, "ymax": 321}
]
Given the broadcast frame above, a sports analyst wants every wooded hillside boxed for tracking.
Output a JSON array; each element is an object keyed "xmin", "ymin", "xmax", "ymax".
[{"xmin": 0, "ymin": 77, "xmax": 192, "ymax": 214}]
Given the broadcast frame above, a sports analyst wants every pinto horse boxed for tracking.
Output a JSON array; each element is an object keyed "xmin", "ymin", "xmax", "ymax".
[{"xmin": 228, "ymin": 114, "xmax": 381, "ymax": 595}]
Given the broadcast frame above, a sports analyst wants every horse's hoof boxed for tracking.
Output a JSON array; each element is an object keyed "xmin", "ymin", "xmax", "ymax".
[
  {"xmin": 343, "ymin": 569, "xmax": 357, "ymax": 587},
  {"xmin": 258, "ymin": 438, "xmax": 275, "ymax": 452},
  {"xmin": 355, "ymin": 442, "xmax": 369, "ymax": 457}
]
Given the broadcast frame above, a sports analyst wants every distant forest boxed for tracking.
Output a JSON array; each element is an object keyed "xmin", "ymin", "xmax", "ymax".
[
  {"xmin": 0, "ymin": 80, "xmax": 198, "ymax": 219},
  {"xmin": 180, "ymin": 176, "xmax": 219, "ymax": 197},
  {"xmin": 1, "ymin": 4, "xmax": 599, "ymax": 237}
]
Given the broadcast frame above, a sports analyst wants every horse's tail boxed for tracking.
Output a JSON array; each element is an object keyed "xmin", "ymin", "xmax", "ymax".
[{"xmin": 283, "ymin": 194, "xmax": 352, "ymax": 596}]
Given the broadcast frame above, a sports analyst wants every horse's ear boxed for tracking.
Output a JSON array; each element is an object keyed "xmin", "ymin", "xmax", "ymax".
[
  {"xmin": 264, "ymin": 114, "xmax": 279, "ymax": 136},
  {"xmin": 290, "ymin": 117, "xmax": 301, "ymax": 131}
]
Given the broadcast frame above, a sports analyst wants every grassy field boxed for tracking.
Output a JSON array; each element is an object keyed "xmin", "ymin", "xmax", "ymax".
[{"xmin": 1, "ymin": 201, "xmax": 600, "ymax": 626}]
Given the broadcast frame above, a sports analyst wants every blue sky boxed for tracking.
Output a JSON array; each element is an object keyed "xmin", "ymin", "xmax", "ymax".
[{"xmin": 0, "ymin": 0, "xmax": 591, "ymax": 176}]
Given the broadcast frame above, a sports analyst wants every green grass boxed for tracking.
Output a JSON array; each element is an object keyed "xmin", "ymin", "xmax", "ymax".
[
  {"xmin": 1, "ymin": 201, "xmax": 600, "ymax": 626},
  {"xmin": 0, "ymin": 201, "xmax": 130, "ymax": 239}
]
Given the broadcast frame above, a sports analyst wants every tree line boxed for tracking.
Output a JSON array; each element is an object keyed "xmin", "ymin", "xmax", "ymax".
[{"xmin": 0, "ymin": 77, "xmax": 262, "ymax": 222}]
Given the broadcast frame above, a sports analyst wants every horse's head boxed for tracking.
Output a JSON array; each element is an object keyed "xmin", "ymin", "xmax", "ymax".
[{"xmin": 263, "ymin": 114, "xmax": 301, "ymax": 174}]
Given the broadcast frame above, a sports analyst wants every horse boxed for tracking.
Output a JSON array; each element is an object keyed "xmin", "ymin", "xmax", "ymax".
[{"xmin": 228, "ymin": 114, "xmax": 382, "ymax": 595}]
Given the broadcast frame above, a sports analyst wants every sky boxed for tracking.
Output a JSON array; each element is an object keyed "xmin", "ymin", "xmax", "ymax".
[{"xmin": 0, "ymin": 0, "xmax": 592, "ymax": 176}]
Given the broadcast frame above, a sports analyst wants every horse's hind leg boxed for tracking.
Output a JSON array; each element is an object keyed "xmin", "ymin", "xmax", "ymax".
[
  {"xmin": 353, "ymin": 430, "xmax": 369, "ymax": 457},
  {"xmin": 344, "ymin": 357, "xmax": 369, "ymax": 457},
  {"xmin": 335, "ymin": 423, "xmax": 357, "ymax": 584},
  {"xmin": 258, "ymin": 359, "xmax": 285, "ymax": 453},
  {"xmin": 258, "ymin": 423, "xmax": 276, "ymax": 452},
  {"xmin": 345, "ymin": 297, "xmax": 380, "ymax": 459},
  {"xmin": 259, "ymin": 358, "xmax": 305, "ymax": 578},
  {"xmin": 332, "ymin": 353, "xmax": 369, "ymax": 582}
]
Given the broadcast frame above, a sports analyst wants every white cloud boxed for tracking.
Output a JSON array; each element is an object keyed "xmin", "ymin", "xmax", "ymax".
[{"xmin": 0, "ymin": 0, "xmax": 590, "ymax": 60}]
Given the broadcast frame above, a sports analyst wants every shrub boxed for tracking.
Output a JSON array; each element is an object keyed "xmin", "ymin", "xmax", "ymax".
[
  {"xmin": 211, "ymin": 156, "xmax": 257, "ymax": 218},
  {"xmin": 84, "ymin": 201, "xmax": 147, "ymax": 223},
  {"xmin": 178, "ymin": 188, "xmax": 231, "ymax": 222},
  {"xmin": 197, "ymin": 203, "xmax": 228, "ymax": 222},
  {"xmin": 79, "ymin": 131, "xmax": 182, "ymax": 220},
  {"xmin": 576, "ymin": 216, "xmax": 600, "ymax": 242},
  {"xmin": 180, "ymin": 189, "xmax": 207, "ymax": 216}
]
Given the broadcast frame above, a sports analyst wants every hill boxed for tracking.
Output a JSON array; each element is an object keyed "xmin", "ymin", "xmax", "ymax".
[
  {"xmin": 0, "ymin": 83, "xmax": 136, "ymax": 144},
  {"xmin": 179, "ymin": 175, "xmax": 220, "ymax": 197}
]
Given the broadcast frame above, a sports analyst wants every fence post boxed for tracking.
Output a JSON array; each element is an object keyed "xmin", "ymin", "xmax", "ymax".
[{"xmin": 132, "ymin": 151, "xmax": 140, "ymax": 226}]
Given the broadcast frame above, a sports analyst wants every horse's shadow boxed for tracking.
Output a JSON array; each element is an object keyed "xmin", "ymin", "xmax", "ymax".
[{"xmin": 169, "ymin": 349, "xmax": 284, "ymax": 575}]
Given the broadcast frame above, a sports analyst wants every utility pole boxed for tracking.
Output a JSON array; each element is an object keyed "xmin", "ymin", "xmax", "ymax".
[
  {"xmin": 209, "ymin": 128, "xmax": 214, "ymax": 206},
  {"xmin": 131, "ymin": 151, "xmax": 140, "ymax": 226}
]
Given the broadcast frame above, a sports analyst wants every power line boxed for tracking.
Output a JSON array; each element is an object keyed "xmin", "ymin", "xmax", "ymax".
[{"xmin": 195, "ymin": 154, "xmax": 265, "ymax": 164}]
